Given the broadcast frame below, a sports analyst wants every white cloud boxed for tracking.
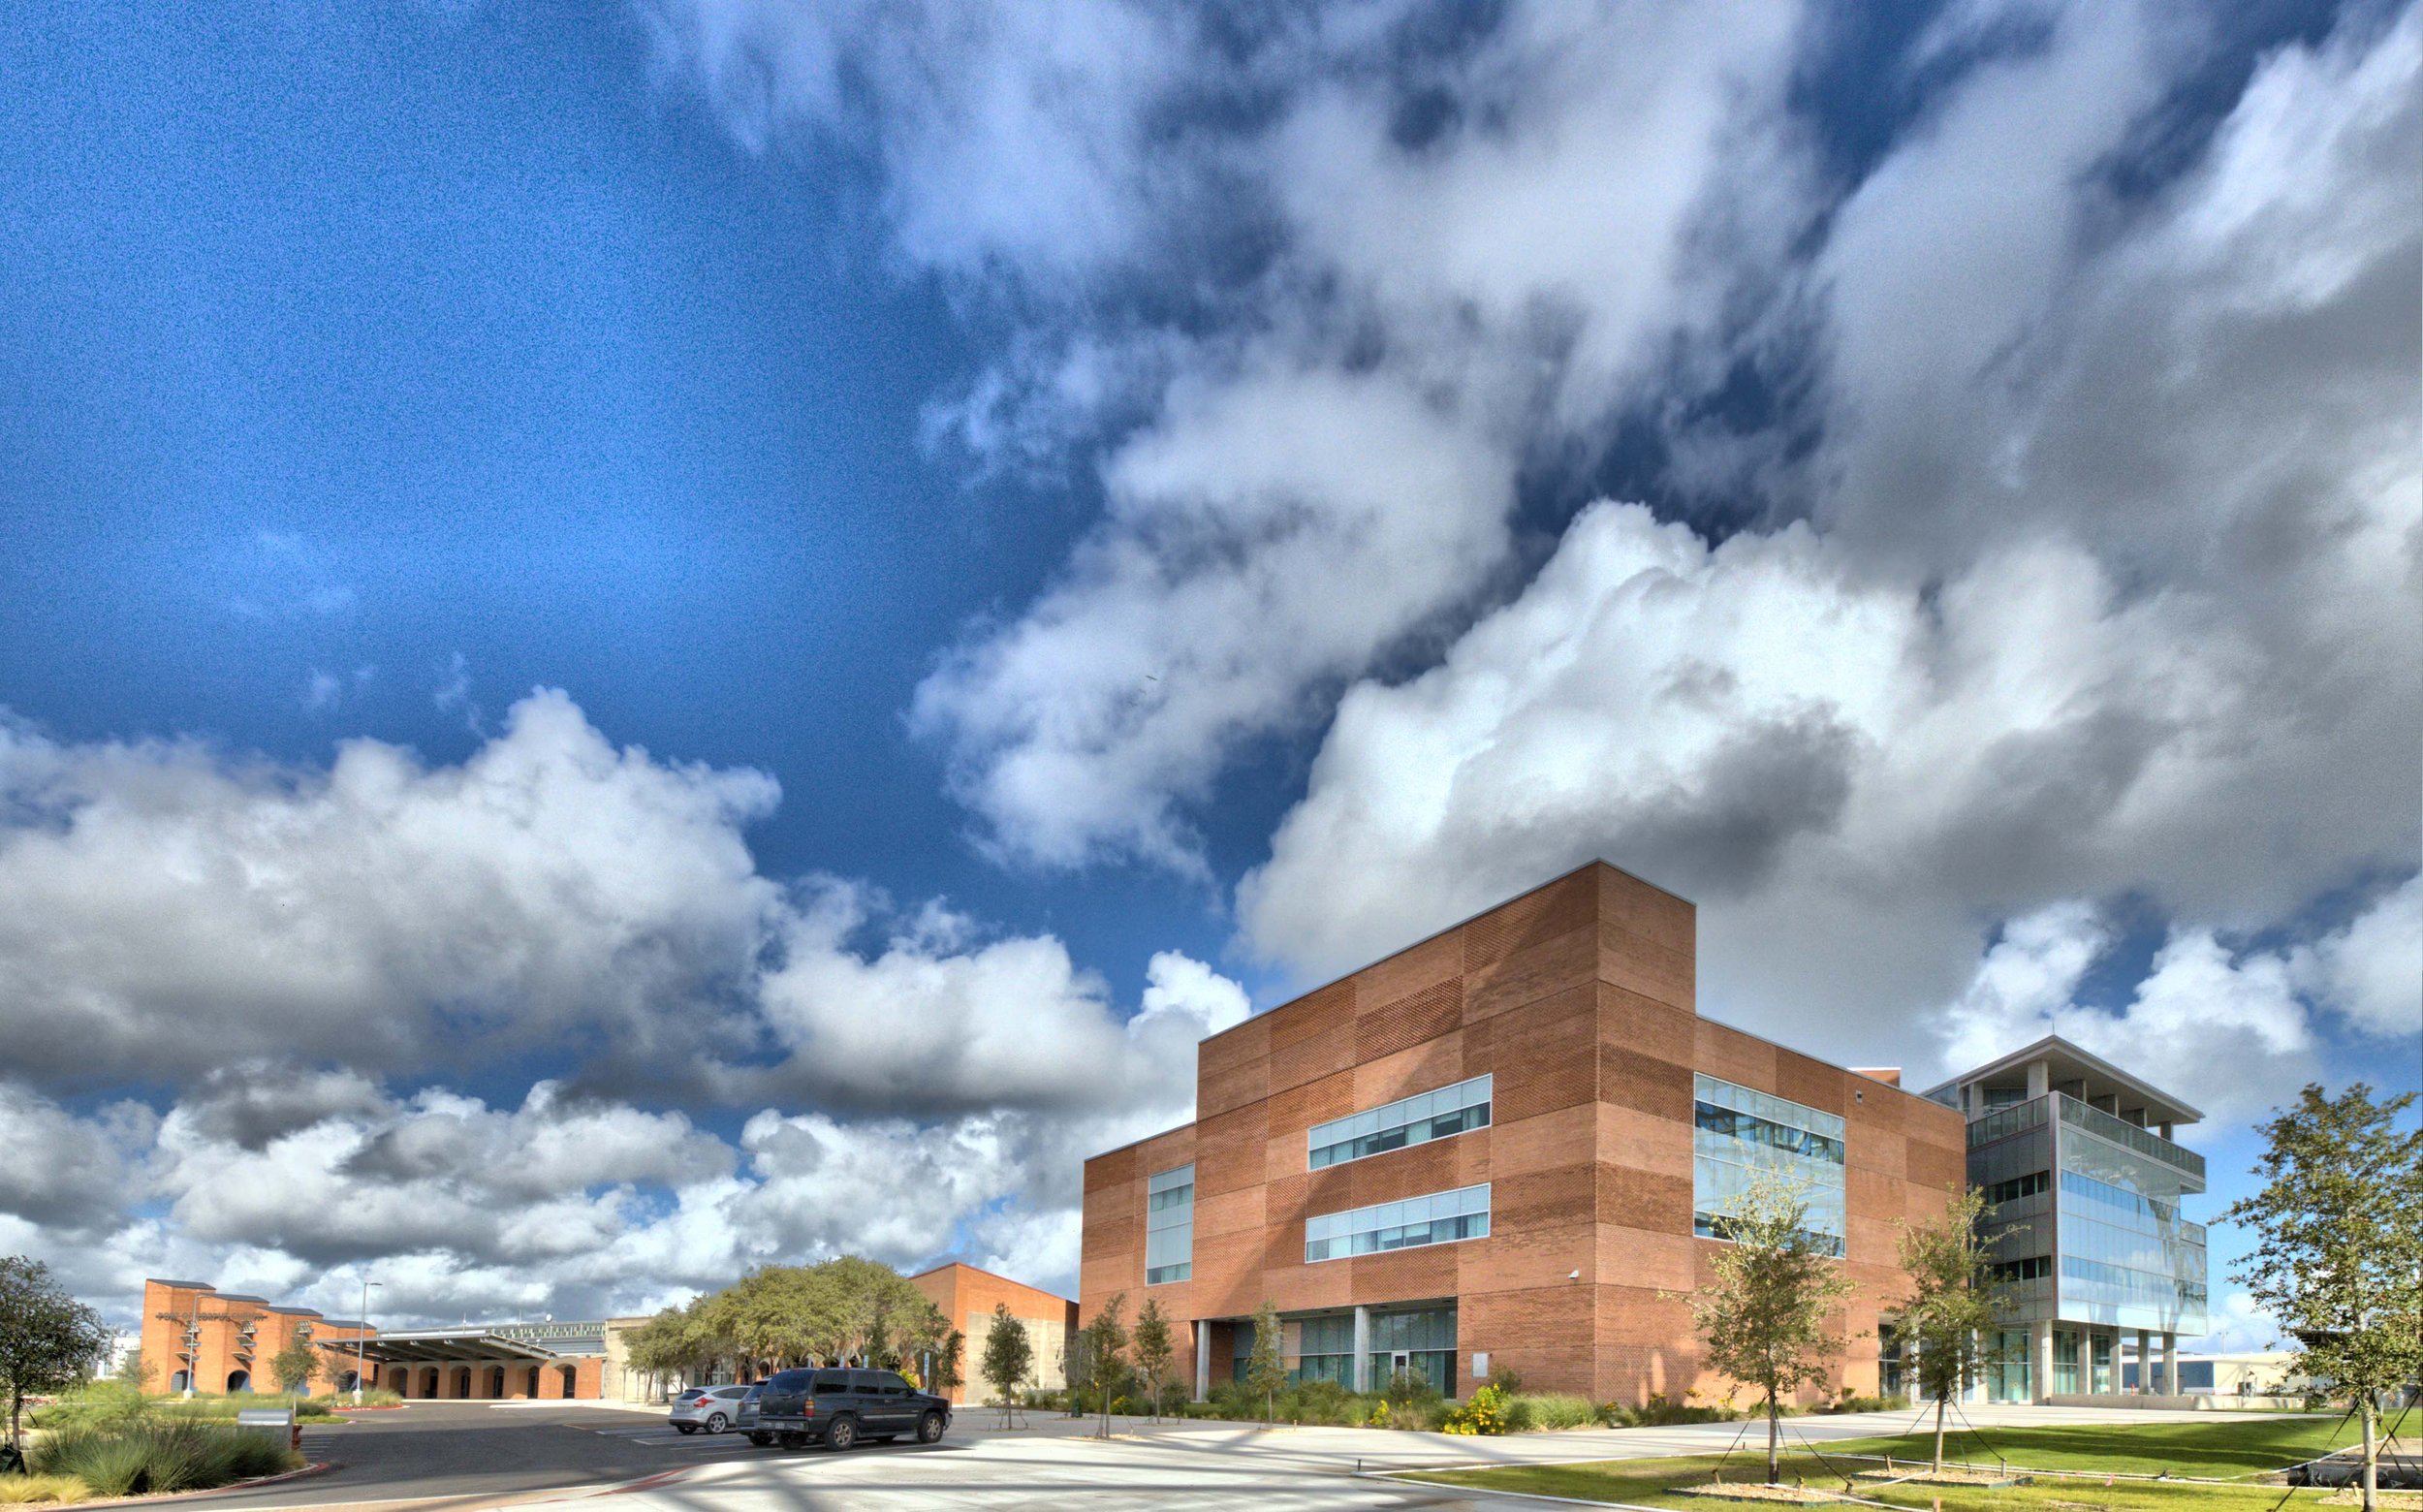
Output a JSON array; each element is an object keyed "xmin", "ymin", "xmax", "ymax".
[
  {"xmin": 2292, "ymin": 873, "xmax": 2423, "ymax": 1040},
  {"xmin": 1938, "ymin": 902, "xmax": 2319, "ymax": 1121},
  {"xmin": 646, "ymin": 0, "xmax": 1818, "ymax": 871},
  {"xmin": 1236, "ymin": 0, "xmax": 2419, "ymax": 1080},
  {"xmin": 0, "ymin": 690, "xmax": 1248, "ymax": 1322},
  {"xmin": 0, "ymin": 689, "xmax": 781, "ymax": 1087}
]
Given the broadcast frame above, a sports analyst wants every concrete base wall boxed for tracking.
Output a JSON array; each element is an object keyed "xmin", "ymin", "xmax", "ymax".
[{"xmin": 2044, "ymin": 1392, "xmax": 2210, "ymax": 1409}]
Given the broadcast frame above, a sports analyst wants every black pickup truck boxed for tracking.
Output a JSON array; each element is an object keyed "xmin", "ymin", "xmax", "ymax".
[{"xmin": 738, "ymin": 1367, "xmax": 951, "ymax": 1451}]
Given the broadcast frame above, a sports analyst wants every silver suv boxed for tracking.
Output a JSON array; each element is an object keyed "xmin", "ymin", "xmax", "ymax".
[{"xmin": 668, "ymin": 1383, "xmax": 751, "ymax": 1434}]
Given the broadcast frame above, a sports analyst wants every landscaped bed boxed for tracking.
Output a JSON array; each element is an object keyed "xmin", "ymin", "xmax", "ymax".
[{"xmin": 1394, "ymin": 1417, "xmax": 2370, "ymax": 1511}]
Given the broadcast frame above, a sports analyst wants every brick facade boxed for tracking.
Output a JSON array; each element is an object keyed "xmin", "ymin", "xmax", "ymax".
[
  {"xmin": 138, "ymin": 1280, "xmax": 373, "ymax": 1397},
  {"xmin": 1079, "ymin": 862, "xmax": 1967, "ymax": 1405},
  {"xmin": 909, "ymin": 1262, "xmax": 1080, "ymax": 1403}
]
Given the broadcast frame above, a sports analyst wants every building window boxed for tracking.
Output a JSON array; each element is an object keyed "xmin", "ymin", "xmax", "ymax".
[
  {"xmin": 1308, "ymin": 1076, "xmax": 1492, "ymax": 1170},
  {"xmin": 1691, "ymin": 1075, "xmax": 1847, "ymax": 1257},
  {"xmin": 1145, "ymin": 1165, "xmax": 1193, "ymax": 1284},
  {"xmin": 1988, "ymin": 1255, "xmax": 2052, "ymax": 1281},
  {"xmin": 1984, "ymin": 1170, "xmax": 2050, "ymax": 1205},
  {"xmin": 1305, "ymin": 1183, "xmax": 1490, "ymax": 1262}
]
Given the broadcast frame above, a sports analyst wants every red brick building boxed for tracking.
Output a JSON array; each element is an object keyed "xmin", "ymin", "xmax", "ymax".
[
  {"xmin": 140, "ymin": 1280, "xmax": 373, "ymax": 1397},
  {"xmin": 908, "ymin": 1262, "xmax": 1079, "ymax": 1403},
  {"xmin": 1079, "ymin": 862, "xmax": 1967, "ymax": 1404}
]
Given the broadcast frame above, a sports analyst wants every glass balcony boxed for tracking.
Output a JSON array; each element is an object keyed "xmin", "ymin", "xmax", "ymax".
[
  {"xmin": 1967, "ymin": 1095, "xmax": 2049, "ymax": 1148},
  {"xmin": 2056, "ymin": 1094, "xmax": 2204, "ymax": 1181}
]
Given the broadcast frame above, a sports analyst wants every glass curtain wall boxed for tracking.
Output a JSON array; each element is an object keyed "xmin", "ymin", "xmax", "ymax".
[
  {"xmin": 1145, "ymin": 1165, "xmax": 1194, "ymax": 1284},
  {"xmin": 1691, "ymin": 1075, "xmax": 1848, "ymax": 1255},
  {"xmin": 2055, "ymin": 1112, "xmax": 2207, "ymax": 1336}
]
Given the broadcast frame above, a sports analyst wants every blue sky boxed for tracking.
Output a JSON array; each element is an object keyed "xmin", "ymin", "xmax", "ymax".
[{"xmin": 0, "ymin": 0, "xmax": 2414, "ymax": 1346}]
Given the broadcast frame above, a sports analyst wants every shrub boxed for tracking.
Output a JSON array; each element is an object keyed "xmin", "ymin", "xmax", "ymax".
[
  {"xmin": 1820, "ymin": 1392, "xmax": 1909, "ymax": 1414},
  {"xmin": 1510, "ymin": 1392, "xmax": 1598, "ymax": 1431},
  {"xmin": 29, "ymin": 1419, "xmax": 299, "ymax": 1496},
  {"xmin": 1439, "ymin": 1383, "xmax": 1511, "ymax": 1436},
  {"xmin": 1277, "ymin": 1378, "xmax": 1359, "ymax": 1426},
  {"xmin": 0, "ymin": 1474, "xmax": 92, "ymax": 1504},
  {"xmin": 1605, "ymin": 1390, "xmax": 1744, "ymax": 1428}
]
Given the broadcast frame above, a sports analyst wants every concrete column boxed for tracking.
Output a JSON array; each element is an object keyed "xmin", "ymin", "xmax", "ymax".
[
  {"xmin": 2031, "ymin": 1319, "xmax": 2054, "ymax": 1403},
  {"xmin": 1194, "ymin": 1320, "xmax": 1210, "ymax": 1402},
  {"xmin": 2136, "ymin": 1330, "xmax": 2151, "ymax": 1395},
  {"xmin": 1351, "ymin": 1307, "xmax": 1371, "ymax": 1394},
  {"xmin": 2158, "ymin": 1332, "xmax": 2176, "ymax": 1396},
  {"xmin": 2026, "ymin": 1060, "xmax": 2050, "ymax": 1099}
]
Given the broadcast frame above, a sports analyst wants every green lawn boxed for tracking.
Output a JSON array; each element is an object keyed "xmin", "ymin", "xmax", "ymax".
[{"xmin": 1397, "ymin": 1416, "xmax": 2363, "ymax": 1510}]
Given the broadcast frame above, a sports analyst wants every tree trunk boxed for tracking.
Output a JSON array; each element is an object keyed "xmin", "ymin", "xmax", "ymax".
[
  {"xmin": 1767, "ymin": 1392, "xmax": 1781, "ymax": 1485},
  {"xmin": 1934, "ymin": 1392, "xmax": 1947, "ymax": 1472},
  {"xmin": 9, "ymin": 1391, "xmax": 20, "ymax": 1452},
  {"xmin": 2360, "ymin": 1396, "xmax": 2377, "ymax": 1512}
]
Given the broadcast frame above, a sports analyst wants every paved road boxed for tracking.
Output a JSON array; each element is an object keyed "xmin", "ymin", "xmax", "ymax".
[
  {"xmin": 169, "ymin": 1402, "xmax": 775, "ymax": 1509},
  {"xmin": 156, "ymin": 1399, "xmax": 2284, "ymax": 1511}
]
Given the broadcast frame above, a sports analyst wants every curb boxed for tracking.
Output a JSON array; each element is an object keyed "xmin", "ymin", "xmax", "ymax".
[{"xmin": 72, "ymin": 1458, "xmax": 337, "ymax": 1509}]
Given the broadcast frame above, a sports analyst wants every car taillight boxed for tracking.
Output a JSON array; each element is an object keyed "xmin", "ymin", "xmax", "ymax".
[{"xmin": 802, "ymin": 1401, "xmax": 815, "ymax": 1416}]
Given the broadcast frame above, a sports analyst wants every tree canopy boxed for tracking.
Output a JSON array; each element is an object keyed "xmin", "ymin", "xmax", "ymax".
[
  {"xmin": 1892, "ymin": 1186, "xmax": 2008, "ymax": 1469},
  {"xmin": 1684, "ymin": 1171, "xmax": 1856, "ymax": 1485},
  {"xmin": 980, "ymin": 1303, "xmax": 1034, "ymax": 1425},
  {"xmin": 2223, "ymin": 1083, "xmax": 2423, "ymax": 1512},
  {"xmin": 0, "ymin": 1256, "xmax": 110, "ymax": 1450}
]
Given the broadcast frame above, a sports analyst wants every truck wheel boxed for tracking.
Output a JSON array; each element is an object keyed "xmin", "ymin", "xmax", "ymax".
[
  {"xmin": 825, "ymin": 1416, "xmax": 857, "ymax": 1452},
  {"xmin": 747, "ymin": 1432, "xmax": 772, "ymax": 1447},
  {"xmin": 917, "ymin": 1411, "xmax": 945, "ymax": 1444}
]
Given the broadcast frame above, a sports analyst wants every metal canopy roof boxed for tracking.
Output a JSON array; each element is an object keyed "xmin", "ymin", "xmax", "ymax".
[
  {"xmin": 1923, "ymin": 1034, "xmax": 2203, "ymax": 1126},
  {"xmin": 359, "ymin": 1330, "xmax": 565, "ymax": 1364}
]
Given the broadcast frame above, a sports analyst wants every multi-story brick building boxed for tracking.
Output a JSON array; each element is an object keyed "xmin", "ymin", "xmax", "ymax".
[{"xmin": 1079, "ymin": 861, "xmax": 1969, "ymax": 1404}]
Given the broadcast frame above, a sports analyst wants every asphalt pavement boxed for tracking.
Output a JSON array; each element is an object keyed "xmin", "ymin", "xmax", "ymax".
[{"xmin": 143, "ymin": 1398, "xmax": 2279, "ymax": 1511}]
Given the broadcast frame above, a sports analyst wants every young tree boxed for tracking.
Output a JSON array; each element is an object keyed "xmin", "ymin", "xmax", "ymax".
[
  {"xmin": 269, "ymin": 1336, "xmax": 321, "ymax": 1398},
  {"xmin": 2223, "ymin": 1084, "xmax": 2423, "ymax": 1512},
  {"xmin": 1079, "ymin": 1293, "xmax": 1130, "ymax": 1437},
  {"xmin": 1243, "ymin": 1299, "xmax": 1287, "ymax": 1428},
  {"xmin": 1131, "ymin": 1298, "xmax": 1174, "ymax": 1423},
  {"xmin": 1684, "ymin": 1172, "xmax": 1858, "ymax": 1485},
  {"xmin": 933, "ymin": 1329, "xmax": 965, "ymax": 1402},
  {"xmin": 1892, "ymin": 1186, "xmax": 2010, "ymax": 1470},
  {"xmin": 110, "ymin": 1345, "xmax": 153, "ymax": 1392},
  {"xmin": 980, "ymin": 1303, "xmax": 1033, "ymax": 1428},
  {"xmin": 0, "ymin": 1256, "xmax": 110, "ymax": 1451}
]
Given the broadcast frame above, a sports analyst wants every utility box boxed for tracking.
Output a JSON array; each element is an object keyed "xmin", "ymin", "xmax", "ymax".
[{"xmin": 236, "ymin": 1406, "xmax": 300, "ymax": 1452}]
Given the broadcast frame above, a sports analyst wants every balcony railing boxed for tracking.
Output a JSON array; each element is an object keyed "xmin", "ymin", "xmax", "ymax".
[
  {"xmin": 2057, "ymin": 1094, "xmax": 2206, "ymax": 1181},
  {"xmin": 1967, "ymin": 1095, "xmax": 2049, "ymax": 1149}
]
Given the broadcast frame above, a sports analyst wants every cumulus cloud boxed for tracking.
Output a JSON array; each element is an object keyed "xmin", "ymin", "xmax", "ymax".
[
  {"xmin": 645, "ymin": 0, "xmax": 1812, "ymax": 870},
  {"xmin": 0, "ymin": 691, "xmax": 1246, "ymax": 1322},
  {"xmin": 2291, "ymin": 873, "xmax": 2423, "ymax": 1040},
  {"xmin": 0, "ymin": 689, "xmax": 781, "ymax": 1089},
  {"xmin": 1936, "ymin": 902, "xmax": 2320, "ymax": 1122},
  {"xmin": 1237, "ymin": 0, "xmax": 2419, "ymax": 1077}
]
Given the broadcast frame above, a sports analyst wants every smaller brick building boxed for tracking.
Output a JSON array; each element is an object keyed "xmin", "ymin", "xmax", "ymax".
[
  {"xmin": 140, "ymin": 1280, "xmax": 373, "ymax": 1397},
  {"xmin": 139, "ymin": 1278, "xmax": 649, "ymax": 1402},
  {"xmin": 909, "ymin": 1262, "xmax": 1079, "ymax": 1403}
]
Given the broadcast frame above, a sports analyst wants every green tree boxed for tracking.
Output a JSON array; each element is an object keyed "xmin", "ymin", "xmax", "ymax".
[
  {"xmin": 110, "ymin": 1345, "xmax": 153, "ymax": 1392},
  {"xmin": 1892, "ymin": 1186, "xmax": 2010, "ymax": 1470},
  {"xmin": 980, "ymin": 1303, "xmax": 1033, "ymax": 1427},
  {"xmin": 0, "ymin": 1256, "xmax": 110, "ymax": 1451},
  {"xmin": 932, "ymin": 1328, "xmax": 966, "ymax": 1401},
  {"xmin": 1130, "ymin": 1298, "xmax": 1174, "ymax": 1422},
  {"xmin": 1078, "ymin": 1293, "xmax": 1129, "ymax": 1437},
  {"xmin": 1683, "ymin": 1171, "xmax": 1857, "ymax": 1485},
  {"xmin": 268, "ymin": 1334, "xmax": 320, "ymax": 1398},
  {"xmin": 2223, "ymin": 1084, "xmax": 2423, "ymax": 1512},
  {"xmin": 1243, "ymin": 1299, "xmax": 1286, "ymax": 1427}
]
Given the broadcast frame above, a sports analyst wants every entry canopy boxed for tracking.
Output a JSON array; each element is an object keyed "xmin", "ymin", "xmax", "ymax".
[{"xmin": 360, "ymin": 1329, "xmax": 564, "ymax": 1364}]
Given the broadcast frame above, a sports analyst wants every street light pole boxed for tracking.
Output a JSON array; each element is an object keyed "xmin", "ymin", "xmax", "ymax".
[{"xmin": 355, "ymin": 1280, "xmax": 381, "ymax": 1406}]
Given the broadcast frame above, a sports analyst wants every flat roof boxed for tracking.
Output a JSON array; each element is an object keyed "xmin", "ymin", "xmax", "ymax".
[
  {"xmin": 909, "ymin": 1260, "xmax": 1075, "ymax": 1304},
  {"xmin": 1198, "ymin": 859, "xmax": 1683, "ymax": 1055},
  {"xmin": 360, "ymin": 1330, "xmax": 565, "ymax": 1364},
  {"xmin": 1922, "ymin": 1034, "xmax": 2202, "ymax": 1125}
]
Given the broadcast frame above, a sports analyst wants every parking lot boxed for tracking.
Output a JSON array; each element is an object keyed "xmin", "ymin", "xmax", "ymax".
[{"xmin": 160, "ymin": 1399, "xmax": 2238, "ymax": 1510}]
